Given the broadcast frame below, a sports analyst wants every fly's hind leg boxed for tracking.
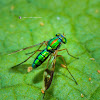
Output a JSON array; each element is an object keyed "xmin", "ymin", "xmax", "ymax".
[
  {"xmin": 11, "ymin": 41, "xmax": 46, "ymax": 73},
  {"xmin": 8, "ymin": 41, "xmax": 48, "ymax": 55},
  {"xmin": 25, "ymin": 41, "xmax": 48, "ymax": 55},
  {"xmin": 27, "ymin": 50, "xmax": 42, "ymax": 72},
  {"xmin": 25, "ymin": 50, "xmax": 42, "ymax": 55}
]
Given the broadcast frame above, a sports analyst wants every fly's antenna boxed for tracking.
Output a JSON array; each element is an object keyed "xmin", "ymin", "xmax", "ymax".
[{"xmin": 63, "ymin": 32, "xmax": 65, "ymax": 37}]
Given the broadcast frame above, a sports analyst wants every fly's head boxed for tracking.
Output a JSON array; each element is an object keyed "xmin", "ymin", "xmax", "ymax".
[{"xmin": 56, "ymin": 33, "xmax": 67, "ymax": 44}]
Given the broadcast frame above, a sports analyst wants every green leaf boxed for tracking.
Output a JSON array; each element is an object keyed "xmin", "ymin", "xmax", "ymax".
[{"xmin": 0, "ymin": 0, "xmax": 100, "ymax": 100}]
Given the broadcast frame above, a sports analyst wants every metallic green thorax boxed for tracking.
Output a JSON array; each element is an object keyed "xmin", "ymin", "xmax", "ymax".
[
  {"xmin": 32, "ymin": 34, "xmax": 67, "ymax": 68},
  {"xmin": 47, "ymin": 37, "xmax": 62, "ymax": 52}
]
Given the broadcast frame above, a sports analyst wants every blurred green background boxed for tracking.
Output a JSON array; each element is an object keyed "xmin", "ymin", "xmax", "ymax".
[{"xmin": 0, "ymin": 0, "xmax": 100, "ymax": 100}]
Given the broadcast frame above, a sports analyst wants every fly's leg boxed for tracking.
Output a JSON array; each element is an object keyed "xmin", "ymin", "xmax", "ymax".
[
  {"xmin": 57, "ymin": 55, "xmax": 78, "ymax": 85},
  {"xmin": 12, "ymin": 42, "xmax": 45, "ymax": 70},
  {"xmin": 57, "ymin": 55, "xmax": 66, "ymax": 65},
  {"xmin": 25, "ymin": 41, "xmax": 48, "ymax": 55},
  {"xmin": 8, "ymin": 41, "xmax": 48, "ymax": 55},
  {"xmin": 61, "ymin": 64, "xmax": 78, "ymax": 85},
  {"xmin": 58, "ymin": 48, "xmax": 79, "ymax": 59},
  {"xmin": 25, "ymin": 50, "xmax": 42, "ymax": 55},
  {"xmin": 41, "ymin": 51, "xmax": 58, "ymax": 99}
]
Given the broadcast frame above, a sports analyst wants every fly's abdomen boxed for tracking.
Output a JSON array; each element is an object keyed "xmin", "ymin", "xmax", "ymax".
[{"xmin": 32, "ymin": 48, "xmax": 51, "ymax": 68}]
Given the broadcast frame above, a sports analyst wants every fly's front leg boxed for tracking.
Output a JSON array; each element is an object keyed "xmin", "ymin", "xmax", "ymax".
[
  {"xmin": 57, "ymin": 55, "xmax": 78, "ymax": 85},
  {"xmin": 57, "ymin": 55, "xmax": 66, "ymax": 65},
  {"xmin": 58, "ymin": 48, "xmax": 79, "ymax": 59}
]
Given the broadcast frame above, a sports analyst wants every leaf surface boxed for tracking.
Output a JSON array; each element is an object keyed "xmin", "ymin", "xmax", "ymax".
[{"xmin": 0, "ymin": 0, "xmax": 100, "ymax": 100}]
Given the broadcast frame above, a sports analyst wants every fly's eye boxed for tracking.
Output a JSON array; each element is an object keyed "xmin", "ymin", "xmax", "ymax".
[
  {"xmin": 56, "ymin": 33, "xmax": 61, "ymax": 36},
  {"xmin": 62, "ymin": 38, "xmax": 67, "ymax": 44}
]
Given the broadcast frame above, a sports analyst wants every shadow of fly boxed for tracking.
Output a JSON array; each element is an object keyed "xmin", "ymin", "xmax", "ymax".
[{"xmin": 8, "ymin": 33, "xmax": 79, "ymax": 99}]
